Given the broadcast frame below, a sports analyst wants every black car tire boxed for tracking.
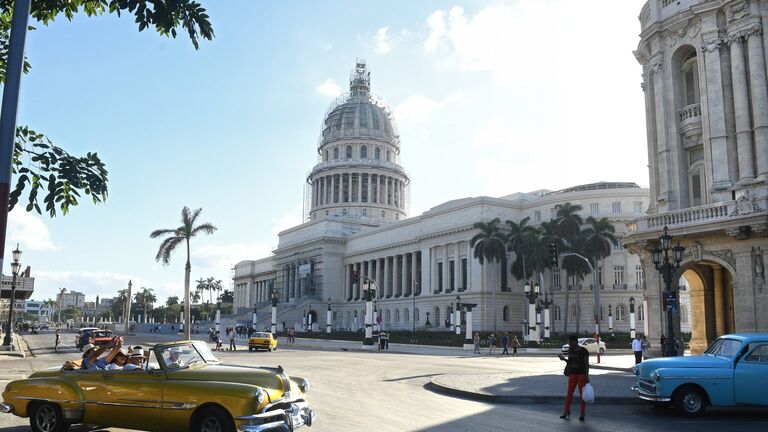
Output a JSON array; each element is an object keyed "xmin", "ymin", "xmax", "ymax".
[
  {"xmin": 268, "ymin": 348, "xmax": 272, "ymax": 352},
  {"xmin": 249, "ymin": 347, "xmax": 253, "ymax": 352},
  {"xmin": 29, "ymin": 402, "xmax": 69, "ymax": 432},
  {"xmin": 192, "ymin": 406, "xmax": 235, "ymax": 432},
  {"xmin": 673, "ymin": 385, "xmax": 707, "ymax": 417}
]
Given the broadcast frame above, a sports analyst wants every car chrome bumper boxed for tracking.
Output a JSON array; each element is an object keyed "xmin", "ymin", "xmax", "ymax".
[
  {"xmin": 237, "ymin": 401, "xmax": 315, "ymax": 432},
  {"xmin": 0, "ymin": 402, "xmax": 13, "ymax": 414},
  {"xmin": 631, "ymin": 386, "xmax": 671, "ymax": 403}
]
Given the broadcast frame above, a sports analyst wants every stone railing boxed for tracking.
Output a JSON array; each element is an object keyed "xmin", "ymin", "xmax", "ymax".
[
  {"xmin": 661, "ymin": 0, "xmax": 675, "ymax": 6},
  {"xmin": 679, "ymin": 103, "xmax": 701, "ymax": 121},
  {"xmin": 627, "ymin": 201, "xmax": 732, "ymax": 233}
]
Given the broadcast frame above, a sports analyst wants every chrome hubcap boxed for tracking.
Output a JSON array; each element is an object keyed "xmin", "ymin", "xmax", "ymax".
[
  {"xmin": 200, "ymin": 417, "xmax": 222, "ymax": 432},
  {"xmin": 683, "ymin": 392, "xmax": 702, "ymax": 412},
  {"xmin": 35, "ymin": 405, "xmax": 57, "ymax": 432}
]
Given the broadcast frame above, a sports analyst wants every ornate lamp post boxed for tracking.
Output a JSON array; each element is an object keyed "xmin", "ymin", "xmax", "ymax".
[
  {"xmin": 608, "ymin": 304, "xmax": 614, "ymax": 335},
  {"xmin": 302, "ymin": 310, "xmax": 307, "ymax": 332},
  {"xmin": 425, "ymin": 312, "xmax": 431, "ymax": 327},
  {"xmin": 326, "ymin": 298, "xmax": 332, "ymax": 334},
  {"xmin": 535, "ymin": 303, "xmax": 543, "ymax": 343},
  {"xmin": 629, "ymin": 297, "xmax": 636, "ymax": 339},
  {"xmin": 524, "ymin": 281, "xmax": 540, "ymax": 345},
  {"xmin": 2, "ymin": 244, "xmax": 21, "ymax": 348},
  {"xmin": 252, "ymin": 303, "xmax": 258, "ymax": 331},
  {"xmin": 449, "ymin": 302, "xmax": 454, "ymax": 331},
  {"xmin": 541, "ymin": 291, "xmax": 553, "ymax": 339},
  {"xmin": 308, "ymin": 305, "xmax": 313, "ymax": 332},
  {"xmin": 362, "ymin": 277, "xmax": 379, "ymax": 349},
  {"xmin": 270, "ymin": 289, "xmax": 278, "ymax": 335},
  {"xmin": 455, "ymin": 295, "xmax": 462, "ymax": 336},
  {"xmin": 650, "ymin": 225, "xmax": 686, "ymax": 357}
]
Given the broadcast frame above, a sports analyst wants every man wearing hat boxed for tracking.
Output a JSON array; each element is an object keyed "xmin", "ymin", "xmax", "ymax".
[
  {"xmin": 106, "ymin": 348, "xmax": 130, "ymax": 370},
  {"xmin": 165, "ymin": 346, "xmax": 184, "ymax": 369},
  {"xmin": 124, "ymin": 351, "xmax": 146, "ymax": 371},
  {"xmin": 82, "ymin": 337, "xmax": 124, "ymax": 370}
]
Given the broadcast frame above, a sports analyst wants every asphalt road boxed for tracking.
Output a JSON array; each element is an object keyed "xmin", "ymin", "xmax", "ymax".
[{"xmin": 0, "ymin": 330, "xmax": 766, "ymax": 432}]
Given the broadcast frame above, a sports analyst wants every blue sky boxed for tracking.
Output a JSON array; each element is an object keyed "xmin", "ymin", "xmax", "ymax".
[{"xmin": 5, "ymin": 0, "xmax": 649, "ymax": 306}]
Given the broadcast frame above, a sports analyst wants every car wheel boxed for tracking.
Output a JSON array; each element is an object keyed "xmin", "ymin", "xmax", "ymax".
[
  {"xmin": 249, "ymin": 347, "xmax": 253, "ymax": 352},
  {"xmin": 599, "ymin": 347, "xmax": 605, "ymax": 354},
  {"xmin": 29, "ymin": 402, "xmax": 68, "ymax": 432},
  {"xmin": 268, "ymin": 348, "xmax": 272, "ymax": 352},
  {"xmin": 673, "ymin": 385, "xmax": 707, "ymax": 417},
  {"xmin": 193, "ymin": 406, "xmax": 235, "ymax": 432}
]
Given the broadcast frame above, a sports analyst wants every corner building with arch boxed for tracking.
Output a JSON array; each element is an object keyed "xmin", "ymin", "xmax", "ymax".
[
  {"xmin": 234, "ymin": 61, "xmax": 674, "ymax": 340},
  {"xmin": 625, "ymin": 0, "xmax": 768, "ymax": 354}
]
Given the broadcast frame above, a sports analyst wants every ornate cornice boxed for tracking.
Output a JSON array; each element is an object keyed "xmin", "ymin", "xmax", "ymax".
[
  {"xmin": 701, "ymin": 38, "xmax": 722, "ymax": 53},
  {"xmin": 727, "ymin": 23, "xmax": 762, "ymax": 44},
  {"xmin": 728, "ymin": 0, "xmax": 750, "ymax": 24}
]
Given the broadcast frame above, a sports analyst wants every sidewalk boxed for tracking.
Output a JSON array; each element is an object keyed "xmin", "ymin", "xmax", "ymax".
[{"xmin": 0, "ymin": 332, "xmax": 27, "ymax": 359}]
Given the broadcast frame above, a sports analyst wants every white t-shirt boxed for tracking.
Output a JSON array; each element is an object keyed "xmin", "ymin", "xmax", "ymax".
[{"xmin": 632, "ymin": 339, "xmax": 643, "ymax": 352}]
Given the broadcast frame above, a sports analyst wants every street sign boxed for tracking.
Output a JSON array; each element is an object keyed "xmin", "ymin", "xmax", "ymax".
[{"xmin": 664, "ymin": 292, "xmax": 677, "ymax": 311}]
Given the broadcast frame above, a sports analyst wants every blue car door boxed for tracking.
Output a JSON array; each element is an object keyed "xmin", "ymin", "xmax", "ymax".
[{"xmin": 734, "ymin": 344, "xmax": 768, "ymax": 406}]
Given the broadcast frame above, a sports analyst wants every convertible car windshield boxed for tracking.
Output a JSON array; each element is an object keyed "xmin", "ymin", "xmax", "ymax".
[
  {"xmin": 160, "ymin": 341, "xmax": 220, "ymax": 369},
  {"xmin": 704, "ymin": 337, "xmax": 742, "ymax": 357}
]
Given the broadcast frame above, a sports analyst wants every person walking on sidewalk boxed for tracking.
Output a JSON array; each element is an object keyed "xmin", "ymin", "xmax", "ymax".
[
  {"xmin": 228, "ymin": 328, "xmax": 237, "ymax": 351},
  {"xmin": 54, "ymin": 328, "xmax": 61, "ymax": 352},
  {"xmin": 641, "ymin": 335, "xmax": 652, "ymax": 360},
  {"xmin": 511, "ymin": 335, "xmax": 521, "ymax": 356},
  {"xmin": 488, "ymin": 333, "xmax": 497, "ymax": 355},
  {"xmin": 473, "ymin": 332, "xmax": 481, "ymax": 354},
  {"xmin": 501, "ymin": 333, "xmax": 510, "ymax": 356},
  {"xmin": 558, "ymin": 334, "xmax": 590, "ymax": 422},
  {"xmin": 632, "ymin": 334, "xmax": 643, "ymax": 364}
]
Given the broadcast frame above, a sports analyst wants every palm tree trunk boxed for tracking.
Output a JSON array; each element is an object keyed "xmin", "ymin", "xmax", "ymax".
[
  {"xmin": 575, "ymin": 276, "xmax": 581, "ymax": 335},
  {"xmin": 184, "ymin": 239, "xmax": 192, "ymax": 340}
]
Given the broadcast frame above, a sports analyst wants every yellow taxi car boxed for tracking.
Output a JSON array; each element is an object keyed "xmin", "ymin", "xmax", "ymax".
[
  {"xmin": 249, "ymin": 332, "xmax": 278, "ymax": 352},
  {"xmin": 0, "ymin": 340, "xmax": 314, "ymax": 432}
]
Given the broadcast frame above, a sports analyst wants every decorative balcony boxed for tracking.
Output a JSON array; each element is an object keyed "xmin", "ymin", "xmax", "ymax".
[{"xmin": 679, "ymin": 103, "xmax": 702, "ymax": 139}]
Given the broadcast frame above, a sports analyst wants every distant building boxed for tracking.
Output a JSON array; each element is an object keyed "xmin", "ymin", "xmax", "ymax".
[
  {"xmin": 57, "ymin": 291, "xmax": 85, "ymax": 311},
  {"xmin": 0, "ymin": 268, "xmax": 35, "ymax": 322}
]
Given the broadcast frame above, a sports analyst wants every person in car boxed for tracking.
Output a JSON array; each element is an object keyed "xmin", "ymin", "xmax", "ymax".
[
  {"xmin": 124, "ymin": 351, "xmax": 145, "ymax": 371},
  {"xmin": 82, "ymin": 337, "xmax": 124, "ymax": 370},
  {"xmin": 106, "ymin": 348, "xmax": 129, "ymax": 370},
  {"xmin": 165, "ymin": 347, "xmax": 184, "ymax": 368}
]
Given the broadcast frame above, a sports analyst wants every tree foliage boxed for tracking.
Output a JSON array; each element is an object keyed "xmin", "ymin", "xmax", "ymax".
[{"xmin": 1, "ymin": 0, "xmax": 214, "ymax": 216}]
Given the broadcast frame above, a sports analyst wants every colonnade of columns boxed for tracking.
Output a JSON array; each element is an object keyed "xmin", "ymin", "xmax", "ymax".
[
  {"xmin": 281, "ymin": 261, "xmax": 315, "ymax": 302},
  {"xmin": 311, "ymin": 172, "xmax": 407, "ymax": 209},
  {"xmin": 344, "ymin": 251, "xmax": 420, "ymax": 301},
  {"xmin": 252, "ymin": 280, "xmax": 273, "ymax": 304}
]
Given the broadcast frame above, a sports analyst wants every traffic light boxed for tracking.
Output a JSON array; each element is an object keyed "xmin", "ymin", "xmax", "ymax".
[
  {"xmin": 352, "ymin": 270, "xmax": 360, "ymax": 284},
  {"xmin": 549, "ymin": 242, "xmax": 559, "ymax": 268}
]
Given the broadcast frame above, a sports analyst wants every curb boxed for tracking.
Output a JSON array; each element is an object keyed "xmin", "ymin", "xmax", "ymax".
[
  {"xmin": 427, "ymin": 378, "xmax": 643, "ymax": 405},
  {"xmin": 590, "ymin": 364, "xmax": 634, "ymax": 373}
]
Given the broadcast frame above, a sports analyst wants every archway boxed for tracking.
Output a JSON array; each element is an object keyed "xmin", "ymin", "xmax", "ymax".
[{"xmin": 681, "ymin": 260, "xmax": 734, "ymax": 354}]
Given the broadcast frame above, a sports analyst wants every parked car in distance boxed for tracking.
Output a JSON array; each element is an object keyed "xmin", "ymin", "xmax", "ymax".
[
  {"xmin": 632, "ymin": 333, "xmax": 768, "ymax": 417},
  {"xmin": 561, "ymin": 338, "xmax": 607, "ymax": 354},
  {"xmin": 75, "ymin": 327, "xmax": 100, "ymax": 351},
  {"xmin": 90, "ymin": 329, "xmax": 114, "ymax": 347},
  {"xmin": 249, "ymin": 332, "xmax": 278, "ymax": 352},
  {"xmin": 0, "ymin": 340, "xmax": 315, "ymax": 432}
]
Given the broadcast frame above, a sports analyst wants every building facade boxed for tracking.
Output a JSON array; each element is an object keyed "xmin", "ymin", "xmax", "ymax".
[
  {"xmin": 626, "ymin": 0, "xmax": 768, "ymax": 353},
  {"xmin": 233, "ymin": 61, "xmax": 683, "ymax": 337}
]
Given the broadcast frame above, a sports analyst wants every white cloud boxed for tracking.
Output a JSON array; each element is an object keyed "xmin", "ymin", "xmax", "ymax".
[
  {"xmin": 193, "ymin": 243, "xmax": 273, "ymax": 271},
  {"xmin": 323, "ymin": 43, "xmax": 334, "ymax": 51},
  {"xmin": 315, "ymin": 78, "xmax": 342, "ymax": 98},
  {"xmin": 424, "ymin": 10, "xmax": 446, "ymax": 53},
  {"xmin": 395, "ymin": 95, "xmax": 441, "ymax": 123},
  {"xmin": 7, "ymin": 209, "xmax": 58, "ymax": 251},
  {"xmin": 272, "ymin": 204, "xmax": 303, "ymax": 237},
  {"xmin": 33, "ymin": 270, "xmax": 148, "ymax": 302},
  {"xmin": 374, "ymin": 26, "xmax": 392, "ymax": 54}
]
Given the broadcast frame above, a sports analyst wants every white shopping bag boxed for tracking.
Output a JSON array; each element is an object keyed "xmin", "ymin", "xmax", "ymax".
[{"xmin": 582, "ymin": 383, "xmax": 595, "ymax": 404}]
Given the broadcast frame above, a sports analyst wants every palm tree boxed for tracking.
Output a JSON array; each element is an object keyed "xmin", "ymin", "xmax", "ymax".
[
  {"xmin": 221, "ymin": 289, "xmax": 234, "ymax": 313},
  {"xmin": 137, "ymin": 287, "xmax": 156, "ymax": 323},
  {"xmin": 561, "ymin": 231, "xmax": 593, "ymax": 335},
  {"xmin": 554, "ymin": 202, "xmax": 584, "ymax": 335},
  {"xmin": 583, "ymin": 216, "xmax": 618, "ymax": 262},
  {"xmin": 151, "ymin": 206, "xmax": 217, "ymax": 340},
  {"xmin": 505, "ymin": 217, "xmax": 536, "ymax": 282},
  {"xmin": 470, "ymin": 218, "xmax": 507, "ymax": 333},
  {"xmin": 195, "ymin": 277, "xmax": 209, "ymax": 304}
]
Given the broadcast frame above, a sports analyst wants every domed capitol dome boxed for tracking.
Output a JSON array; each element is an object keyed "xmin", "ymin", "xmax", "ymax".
[{"xmin": 307, "ymin": 61, "xmax": 409, "ymax": 222}]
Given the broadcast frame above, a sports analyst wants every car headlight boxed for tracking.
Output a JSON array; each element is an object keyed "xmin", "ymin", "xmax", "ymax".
[
  {"xmin": 254, "ymin": 388, "xmax": 266, "ymax": 404},
  {"xmin": 650, "ymin": 370, "xmax": 661, "ymax": 381},
  {"xmin": 296, "ymin": 377, "xmax": 310, "ymax": 394}
]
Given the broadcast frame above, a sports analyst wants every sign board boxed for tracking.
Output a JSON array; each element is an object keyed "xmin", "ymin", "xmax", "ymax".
[{"xmin": 664, "ymin": 292, "xmax": 677, "ymax": 312}]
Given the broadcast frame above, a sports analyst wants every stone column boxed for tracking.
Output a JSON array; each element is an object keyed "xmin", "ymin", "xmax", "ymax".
[
  {"xmin": 359, "ymin": 260, "xmax": 367, "ymax": 295},
  {"xmin": 344, "ymin": 264, "xmax": 350, "ymax": 301},
  {"xmin": 355, "ymin": 262, "xmax": 361, "ymax": 301},
  {"xmin": 357, "ymin": 172, "xmax": 363, "ymax": 203},
  {"xmin": 746, "ymin": 26, "xmax": 768, "ymax": 179},
  {"xmin": 454, "ymin": 245, "xmax": 461, "ymax": 292},
  {"xmin": 394, "ymin": 254, "xmax": 402, "ymax": 297},
  {"xmin": 702, "ymin": 36, "xmax": 732, "ymax": 189},
  {"xmin": 650, "ymin": 56, "xmax": 671, "ymax": 207},
  {"xmin": 463, "ymin": 307, "xmax": 474, "ymax": 350},
  {"xmin": 383, "ymin": 256, "xmax": 391, "ymax": 298},
  {"xmin": 384, "ymin": 176, "xmax": 389, "ymax": 206},
  {"xmin": 729, "ymin": 36, "xmax": 756, "ymax": 183},
  {"xmin": 713, "ymin": 265, "xmax": 725, "ymax": 336},
  {"xmin": 366, "ymin": 174, "xmax": 372, "ymax": 204},
  {"xmin": 330, "ymin": 175, "xmax": 336, "ymax": 204},
  {"xmin": 402, "ymin": 254, "xmax": 409, "ymax": 296},
  {"xmin": 421, "ymin": 247, "xmax": 432, "ymax": 296}
]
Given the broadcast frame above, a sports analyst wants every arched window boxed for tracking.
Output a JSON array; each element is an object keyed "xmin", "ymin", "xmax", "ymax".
[
  {"xmin": 346, "ymin": 146, "xmax": 352, "ymax": 159},
  {"xmin": 404, "ymin": 308, "xmax": 409, "ymax": 323},
  {"xmin": 394, "ymin": 309, "xmax": 400, "ymax": 323},
  {"xmin": 333, "ymin": 147, "xmax": 339, "ymax": 160},
  {"xmin": 385, "ymin": 309, "xmax": 391, "ymax": 324},
  {"xmin": 638, "ymin": 305, "xmax": 645, "ymax": 321},
  {"xmin": 433, "ymin": 306, "xmax": 440, "ymax": 325},
  {"xmin": 570, "ymin": 305, "xmax": 579, "ymax": 321},
  {"xmin": 680, "ymin": 50, "xmax": 699, "ymax": 107},
  {"xmin": 414, "ymin": 308, "xmax": 419, "ymax": 323},
  {"xmin": 325, "ymin": 150, "xmax": 329, "ymax": 161},
  {"xmin": 360, "ymin": 145, "xmax": 367, "ymax": 159},
  {"xmin": 387, "ymin": 150, "xmax": 391, "ymax": 162},
  {"xmin": 375, "ymin": 147, "xmax": 381, "ymax": 160},
  {"xmin": 617, "ymin": 305, "xmax": 626, "ymax": 321},
  {"xmin": 554, "ymin": 305, "xmax": 561, "ymax": 321},
  {"xmin": 503, "ymin": 306, "xmax": 510, "ymax": 322}
]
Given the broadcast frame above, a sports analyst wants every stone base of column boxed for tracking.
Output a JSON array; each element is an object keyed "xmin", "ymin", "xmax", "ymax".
[{"xmin": 463, "ymin": 343, "xmax": 474, "ymax": 350}]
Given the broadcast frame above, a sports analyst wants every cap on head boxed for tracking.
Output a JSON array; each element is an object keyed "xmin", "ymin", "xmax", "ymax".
[{"xmin": 82, "ymin": 343, "xmax": 96, "ymax": 353}]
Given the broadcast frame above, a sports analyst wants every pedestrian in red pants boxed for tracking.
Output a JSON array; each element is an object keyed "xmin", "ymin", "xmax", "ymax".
[{"xmin": 558, "ymin": 334, "xmax": 590, "ymax": 421}]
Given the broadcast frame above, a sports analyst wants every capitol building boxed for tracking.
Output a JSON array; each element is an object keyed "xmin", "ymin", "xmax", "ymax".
[{"xmin": 232, "ymin": 61, "xmax": 687, "ymax": 340}]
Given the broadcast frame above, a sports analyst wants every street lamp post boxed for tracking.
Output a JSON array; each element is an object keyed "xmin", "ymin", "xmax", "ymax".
[
  {"xmin": 629, "ymin": 297, "xmax": 636, "ymax": 339},
  {"xmin": 362, "ymin": 277, "xmax": 379, "ymax": 349},
  {"xmin": 650, "ymin": 225, "xmax": 686, "ymax": 357},
  {"xmin": 535, "ymin": 303, "xmax": 543, "ymax": 343},
  {"xmin": 608, "ymin": 304, "xmax": 614, "ymax": 335},
  {"xmin": 252, "ymin": 303, "xmax": 258, "ymax": 330},
  {"xmin": 326, "ymin": 298, "xmax": 332, "ymax": 334},
  {"xmin": 302, "ymin": 310, "xmax": 306, "ymax": 332},
  {"xmin": 308, "ymin": 305, "xmax": 313, "ymax": 332},
  {"xmin": 455, "ymin": 295, "xmax": 462, "ymax": 336},
  {"xmin": 541, "ymin": 291, "xmax": 553, "ymax": 339},
  {"xmin": 2, "ymin": 244, "xmax": 21, "ymax": 348},
  {"xmin": 449, "ymin": 302, "xmax": 454, "ymax": 331},
  {"xmin": 524, "ymin": 282, "xmax": 540, "ymax": 345},
  {"xmin": 270, "ymin": 290, "xmax": 278, "ymax": 335}
]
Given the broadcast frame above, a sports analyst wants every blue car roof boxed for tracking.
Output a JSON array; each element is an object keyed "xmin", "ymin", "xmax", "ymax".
[{"xmin": 718, "ymin": 333, "xmax": 768, "ymax": 342}]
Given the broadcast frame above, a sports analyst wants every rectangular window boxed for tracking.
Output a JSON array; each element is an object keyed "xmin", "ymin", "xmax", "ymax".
[
  {"xmin": 534, "ymin": 210, "xmax": 541, "ymax": 222},
  {"xmin": 635, "ymin": 265, "xmax": 644, "ymax": 288},
  {"xmin": 552, "ymin": 269, "xmax": 561, "ymax": 287},
  {"xmin": 613, "ymin": 237, "xmax": 623, "ymax": 251},
  {"xmin": 612, "ymin": 202, "xmax": 621, "ymax": 214},
  {"xmin": 449, "ymin": 260, "xmax": 455, "ymax": 292},
  {"xmin": 614, "ymin": 266, "xmax": 625, "ymax": 285},
  {"xmin": 634, "ymin": 201, "xmax": 643, "ymax": 213},
  {"xmin": 437, "ymin": 262, "xmax": 443, "ymax": 293},
  {"xmin": 691, "ymin": 172, "xmax": 702, "ymax": 206},
  {"xmin": 351, "ymin": 174, "xmax": 358, "ymax": 203},
  {"xmin": 461, "ymin": 258, "xmax": 467, "ymax": 291},
  {"xmin": 590, "ymin": 203, "xmax": 599, "ymax": 215}
]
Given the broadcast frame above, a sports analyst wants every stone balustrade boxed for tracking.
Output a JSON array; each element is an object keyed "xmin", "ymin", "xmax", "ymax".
[
  {"xmin": 679, "ymin": 103, "xmax": 701, "ymax": 121},
  {"xmin": 627, "ymin": 201, "xmax": 735, "ymax": 234}
]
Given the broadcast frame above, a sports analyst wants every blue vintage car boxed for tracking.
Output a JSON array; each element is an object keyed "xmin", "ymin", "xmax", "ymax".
[{"xmin": 632, "ymin": 333, "xmax": 768, "ymax": 416}]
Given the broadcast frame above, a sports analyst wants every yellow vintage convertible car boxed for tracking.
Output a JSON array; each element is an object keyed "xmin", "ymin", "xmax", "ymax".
[
  {"xmin": 249, "ymin": 332, "xmax": 278, "ymax": 352},
  {"xmin": 0, "ymin": 340, "xmax": 315, "ymax": 432}
]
